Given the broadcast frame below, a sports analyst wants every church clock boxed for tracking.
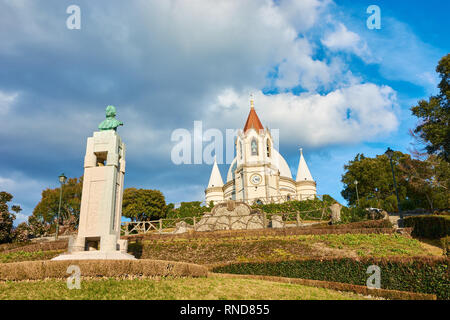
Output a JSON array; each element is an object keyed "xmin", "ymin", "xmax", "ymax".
[{"xmin": 250, "ymin": 173, "xmax": 262, "ymax": 185}]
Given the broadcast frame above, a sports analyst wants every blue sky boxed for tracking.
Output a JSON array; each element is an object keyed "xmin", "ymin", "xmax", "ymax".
[{"xmin": 0, "ymin": 0, "xmax": 448, "ymax": 224}]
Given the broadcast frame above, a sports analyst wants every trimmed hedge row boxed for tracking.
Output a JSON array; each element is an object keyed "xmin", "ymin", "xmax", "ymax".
[
  {"xmin": 318, "ymin": 219, "xmax": 393, "ymax": 229},
  {"xmin": 125, "ymin": 226, "xmax": 395, "ymax": 242},
  {"xmin": 404, "ymin": 215, "xmax": 450, "ymax": 239},
  {"xmin": 3, "ymin": 240, "xmax": 68, "ymax": 254},
  {"xmin": 0, "ymin": 259, "xmax": 208, "ymax": 281},
  {"xmin": 0, "ymin": 242, "xmax": 31, "ymax": 253},
  {"xmin": 210, "ymin": 273, "xmax": 436, "ymax": 300},
  {"xmin": 211, "ymin": 256, "xmax": 449, "ymax": 300}
]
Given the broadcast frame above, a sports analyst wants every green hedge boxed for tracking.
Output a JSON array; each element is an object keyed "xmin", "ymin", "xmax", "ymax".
[
  {"xmin": 212, "ymin": 257, "xmax": 449, "ymax": 300},
  {"xmin": 251, "ymin": 197, "xmax": 334, "ymax": 220},
  {"xmin": 404, "ymin": 215, "xmax": 450, "ymax": 239}
]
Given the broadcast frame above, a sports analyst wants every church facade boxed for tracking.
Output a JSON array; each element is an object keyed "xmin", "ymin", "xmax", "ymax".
[{"xmin": 205, "ymin": 98, "xmax": 316, "ymax": 205}]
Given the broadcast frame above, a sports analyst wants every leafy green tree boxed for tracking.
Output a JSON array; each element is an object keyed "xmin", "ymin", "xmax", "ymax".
[
  {"xmin": 341, "ymin": 152, "xmax": 409, "ymax": 212},
  {"xmin": 411, "ymin": 54, "xmax": 450, "ymax": 161},
  {"xmin": 342, "ymin": 152, "xmax": 450, "ymax": 212},
  {"xmin": 0, "ymin": 192, "xmax": 17, "ymax": 243},
  {"xmin": 32, "ymin": 177, "xmax": 82, "ymax": 226},
  {"xmin": 122, "ymin": 188, "xmax": 167, "ymax": 221},
  {"xmin": 398, "ymin": 155, "xmax": 450, "ymax": 210},
  {"xmin": 12, "ymin": 222, "xmax": 30, "ymax": 243},
  {"xmin": 26, "ymin": 214, "xmax": 50, "ymax": 238}
]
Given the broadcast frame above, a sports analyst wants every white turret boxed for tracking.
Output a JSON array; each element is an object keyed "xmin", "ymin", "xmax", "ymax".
[
  {"xmin": 205, "ymin": 157, "xmax": 224, "ymax": 204},
  {"xmin": 295, "ymin": 148, "xmax": 317, "ymax": 199},
  {"xmin": 207, "ymin": 157, "xmax": 224, "ymax": 188},
  {"xmin": 296, "ymin": 148, "xmax": 314, "ymax": 182}
]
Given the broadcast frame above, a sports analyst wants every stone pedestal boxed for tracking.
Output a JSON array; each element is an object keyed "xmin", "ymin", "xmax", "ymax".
[
  {"xmin": 330, "ymin": 203, "xmax": 342, "ymax": 224},
  {"xmin": 53, "ymin": 127, "xmax": 135, "ymax": 261}
]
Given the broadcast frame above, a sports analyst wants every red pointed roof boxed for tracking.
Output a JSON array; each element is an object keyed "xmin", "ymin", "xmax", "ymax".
[{"xmin": 243, "ymin": 106, "xmax": 264, "ymax": 133}]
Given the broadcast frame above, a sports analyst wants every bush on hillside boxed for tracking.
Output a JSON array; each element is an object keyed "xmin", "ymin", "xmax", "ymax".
[
  {"xmin": 340, "ymin": 206, "xmax": 368, "ymax": 223},
  {"xmin": 403, "ymin": 215, "xmax": 450, "ymax": 239},
  {"xmin": 212, "ymin": 256, "xmax": 449, "ymax": 300}
]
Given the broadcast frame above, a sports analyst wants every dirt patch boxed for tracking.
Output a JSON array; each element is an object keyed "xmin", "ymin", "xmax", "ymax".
[{"xmin": 310, "ymin": 242, "xmax": 358, "ymax": 258}]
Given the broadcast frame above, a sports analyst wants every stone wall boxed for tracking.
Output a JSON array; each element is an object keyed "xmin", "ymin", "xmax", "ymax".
[{"xmin": 192, "ymin": 201, "xmax": 265, "ymax": 232}]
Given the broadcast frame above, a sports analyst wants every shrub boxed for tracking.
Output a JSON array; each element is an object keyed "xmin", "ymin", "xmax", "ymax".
[
  {"xmin": 212, "ymin": 256, "xmax": 449, "ymax": 300},
  {"xmin": 166, "ymin": 201, "xmax": 211, "ymax": 219},
  {"xmin": 340, "ymin": 206, "xmax": 368, "ymax": 223},
  {"xmin": 4, "ymin": 240, "xmax": 68, "ymax": 254},
  {"xmin": 212, "ymin": 273, "xmax": 436, "ymax": 300},
  {"xmin": 0, "ymin": 259, "xmax": 208, "ymax": 281},
  {"xmin": 251, "ymin": 197, "xmax": 334, "ymax": 220},
  {"xmin": 404, "ymin": 215, "xmax": 450, "ymax": 239},
  {"xmin": 315, "ymin": 219, "xmax": 393, "ymax": 229}
]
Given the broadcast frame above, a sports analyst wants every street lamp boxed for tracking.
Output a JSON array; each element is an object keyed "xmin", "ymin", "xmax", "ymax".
[
  {"xmin": 56, "ymin": 173, "xmax": 67, "ymax": 240},
  {"xmin": 354, "ymin": 180, "xmax": 360, "ymax": 206},
  {"xmin": 385, "ymin": 148, "xmax": 402, "ymax": 220}
]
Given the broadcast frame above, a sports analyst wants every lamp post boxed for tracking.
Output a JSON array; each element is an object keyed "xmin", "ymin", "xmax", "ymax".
[
  {"xmin": 385, "ymin": 148, "xmax": 402, "ymax": 220},
  {"xmin": 354, "ymin": 180, "xmax": 360, "ymax": 206},
  {"xmin": 56, "ymin": 173, "xmax": 67, "ymax": 240}
]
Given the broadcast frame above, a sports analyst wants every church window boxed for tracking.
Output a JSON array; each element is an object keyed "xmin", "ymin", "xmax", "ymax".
[
  {"xmin": 251, "ymin": 138, "xmax": 258, "ymax": 156},
  {"xmin": 266, "ymin": 139, "xmax": 271, "ymax": 157}
]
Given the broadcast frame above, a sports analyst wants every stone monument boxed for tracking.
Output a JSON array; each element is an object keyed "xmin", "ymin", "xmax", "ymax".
[
  {"xmin": 193, "ymin": 201, "xmax": 264, "ymax": 232},
  {"xmin": 53, "ymin": 106, "xmax": 135, "ymax": 260}
]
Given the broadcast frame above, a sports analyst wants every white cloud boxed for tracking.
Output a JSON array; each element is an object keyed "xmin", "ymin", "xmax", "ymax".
[
  {"xmin": 322, "ymin": 23, "xmax": 372, "ymax": 62},
  {"xmin": 207, "ymin": 84, "xmax": 399, "ymax": 147},
  {"xmin": 0, "ymin": 91, "xmax": 18, "ymax": 115}
]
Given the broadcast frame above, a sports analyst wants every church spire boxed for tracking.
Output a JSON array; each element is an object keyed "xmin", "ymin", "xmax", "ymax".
[
  {"xmin": 296, "ymin": 148, "xmax": 314, "ymax": 182},
  {"xmin": 207, "ymin": 156, "xmax": 224, "ymax": 188},
  {"xmin": 243, "ymin": 94, "xmax": 264, "ymax": 133}
]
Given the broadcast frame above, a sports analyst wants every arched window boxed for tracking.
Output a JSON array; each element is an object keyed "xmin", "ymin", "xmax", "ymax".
[
  {"xmin": 266, "ymin": 139, "xmax": 271, "ymax": 157},
  {"xmin": 251, "ymin": 138, "xmax": 258, "ymax": 156}
]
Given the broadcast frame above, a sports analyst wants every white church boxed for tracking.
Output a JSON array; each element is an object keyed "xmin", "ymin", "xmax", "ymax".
[{"xmin": 205, "ymin": 97, "xmax": 317, "ymax": 205}]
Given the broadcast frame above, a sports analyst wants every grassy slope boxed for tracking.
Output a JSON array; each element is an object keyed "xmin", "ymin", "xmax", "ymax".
[
  {"xmin": 0, "ymin": 277, "xmax": 369, "ymax": 300},
  {"xmin": 129, "ymin": 234, "xmax": 435, "ymax": 265}
]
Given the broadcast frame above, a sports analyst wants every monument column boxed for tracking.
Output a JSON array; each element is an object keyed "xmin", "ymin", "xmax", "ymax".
[{"xmin": 53, "ymin": 105, "xmax": 135, "ymax": 260}]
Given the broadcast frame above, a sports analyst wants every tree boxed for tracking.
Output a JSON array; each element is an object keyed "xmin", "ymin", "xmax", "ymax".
[
  {"xmin": 122, "ymin": 188, "xmax": 167, "ymax": 221},
  {"xmin": 411, "ymin": 54, "xmax": 450, "ymax": 161},
  {"xmin": 26, "ymin": 214, "xmax": 50, "ymax": 238},
  {"xmin": 342, "ymin": 152, "xmax": 450, "ymax": 212},
  {"xmin": 341, "ymin": 152, "xmax": 409, "ymax": 212},
  {"xmin": 12, "ymin": 222, "xmax": 31, "ymax": 243},
  {"xmin": 0, "ymin": 192, "xmax": 18, "ymax": 243},
  {"xmin": 32, "ymin": 177, "xmax": 82, "ymax": 226},
  {"xmin": 398, "ymin": 155, "xmax": 450, "ymax": 210}
]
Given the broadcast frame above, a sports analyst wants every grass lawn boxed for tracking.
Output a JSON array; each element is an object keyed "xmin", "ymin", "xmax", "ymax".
[
  {"xmin": 129, "ymin": 233, "xmax": 438, "ymax": 265},
  {"xmin": 0, "ymin": 277, "xmax": 371, "ymax": 300}
]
